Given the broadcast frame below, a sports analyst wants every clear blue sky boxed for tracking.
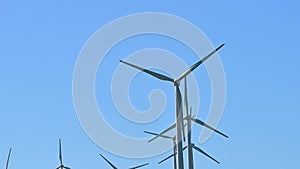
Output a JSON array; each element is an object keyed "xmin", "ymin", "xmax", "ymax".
[{"xmin": 1, "ymin": 0, "xmax": 300, "ymax": 169}]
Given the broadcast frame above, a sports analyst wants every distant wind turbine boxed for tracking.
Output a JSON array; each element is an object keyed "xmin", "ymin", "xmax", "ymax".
[
  {"xmin": 146, "ymin": 77, "xmax": 228, "ymax": 168},
  {"xmin": 5, "ymin": 148, "xmax": 12, "ymax": 169},
  {"xmin": 183, "ymin": 78, "xmax": 226, "ymax": 168},
  {"xmin": 143, "ymin": 131, "xmax": 177, "ymax": 169},
  {"xmin": 56, "ymin": 139, "xmax": 71, "ymax": 169},
  {"xmin": 144, "ymin": 124, "xmax": 189, "ymax": 169},
  {"xmin": 147, "ymin": 115, "xmax": 221, "ymax": 166},
  {"xmin": 120, "ymin": 43, "xmax": 225, "ymax": 169},
  {"xmin": 99, "ymin": 154, "xmax": 149, "ymax": 169}
]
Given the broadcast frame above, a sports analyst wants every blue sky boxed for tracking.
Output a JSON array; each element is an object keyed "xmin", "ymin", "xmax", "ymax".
[{"xmin": 1, "ymin": 0, "xmax": 300, "ymax": 169}]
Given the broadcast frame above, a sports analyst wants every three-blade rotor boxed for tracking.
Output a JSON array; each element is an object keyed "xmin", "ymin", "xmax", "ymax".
[
  {"xmin": 120, "ymin": 44, "xmax": 225, "ymax": 142},
  {"xmin": 120, "ymin": 43, "xmax": 224, "ymax": 85}
]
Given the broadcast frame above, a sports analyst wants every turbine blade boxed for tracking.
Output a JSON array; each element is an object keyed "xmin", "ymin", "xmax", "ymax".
[
  {"xmin": 158, "ymin": 145, "xmax": 188, "ymax": 164},
  {"xmin": 99, "ymin": 154, "xmax": 118, "ymax": 169},
  {"xmin": 182, "ymin": 145, "xmax": 188, "ymax": 151},
  {"xmin": 176, "ymin": 43, "xmax": 225, "ymax": 82},
  {"xmin": 148, "ymin": 123, "xmax": 176, "ymax": 142},
  {"xmin": 120, "ymin": 60, "xmax": 174, "ymax": 82},
  {"xmin": 64, "ymin": 167, "xmax": 71, "ymax": 169},
  {"xmin": 192, "ymin": 145, "xmax": 220, "ymax": 164},
  {"xmin": 143, "ymin": 131, "xmax": 173, "ymax": 139},
  {"xmin": 6, "ymin": 148, "xmax": 12, "ymax": 169},
  {"xmin": 129, "ymin": 163, "xmax": 149, "ymax": 169},
  {"xmin": 158, "ymin": 153, "xmax": 175, "ymax": 164},
  {"xmin": 191, "ymin": 118, "xmax": 228, "ymax": 138},
  {"xmin": 59, "ymin": 139, "xmax": 63, "ymax": 165}
]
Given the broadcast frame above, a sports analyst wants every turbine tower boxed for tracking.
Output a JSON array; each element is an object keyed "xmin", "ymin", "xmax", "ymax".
[
  {"xmin": 120, "ymin": 43, "xmax": 224, "ymax": 169},
  {"xmin": 99, "ymin": 154, "xmax": 149, "ymax": 169},
  {"xmin": 56, "ymin": 139, "xmax": 71, "ymax": 169}
]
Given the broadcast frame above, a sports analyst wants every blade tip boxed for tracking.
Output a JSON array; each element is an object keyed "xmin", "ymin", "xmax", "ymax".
[{"xmin": 216, "ymin": 43, "xmax": 225, "ymax": 50}]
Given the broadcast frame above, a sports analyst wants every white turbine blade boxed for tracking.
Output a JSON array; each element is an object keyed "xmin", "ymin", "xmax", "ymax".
[
  {"xmin": 120, "ymin": 60, "xmax": 174, "ymax": 82},
  {"xmin": 99, "ymin": 154, "xmax": 118, "ymax": 169},
  {"xmin": 192, "ymin": 144, "xmax": 220, "ymax": 164},
  {"xmin": 176, "ymin": 43, "xmax": 225, "ymax": 82},
  {"xmin": 6, "ymin": 148, "xmax": 12, "ymax": 169},
  {"xmin": 191, "ymin": 117, "xmax": 228, "ymax": 138},
  {"xmin": 148, "ymin": 123, "xmax": 176, "ymax": 142},
  {"xmin": 128, "ymin": 163, "xmax": 149, "ymax": 169},
  {"xmin": 64, "ymin": 166, "xmax": 71, "ymax": 169},
  {"xmin": 143, "ymin": 131, "xmax": 173, "ymax": 139}
]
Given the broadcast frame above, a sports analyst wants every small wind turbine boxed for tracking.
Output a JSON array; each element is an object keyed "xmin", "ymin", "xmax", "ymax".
[
  {"xmin": 146, "ymin": 78, "xmax": 228, "ymax": 168},
  {"xmin": 120, "ymin": 43, "xmax": 225, "ymax": 169},
  {"xmin": 183, "ymin": 77, "xmax": 228, "ymax": 168},
  {"xmin": 154, "ymin": 125, "xmax": 220, "ymax": 166},
  {"xmin": 146, "ymin": 117, "xmax": 221, "ymax": 166},
  {"xmin": 5, "ymin": 148, "xmax": 12, "ymax": 169},
  {"xmin": 99, "ymin": 154, "xmax": 149, "ymax": 169},
  {"xmin": 143, "ymin": 131, "xmax": 177, "ymax": 169},
  {"xmin": 56, "ymin": 139, "xmax": 71, "ymax": 169}
]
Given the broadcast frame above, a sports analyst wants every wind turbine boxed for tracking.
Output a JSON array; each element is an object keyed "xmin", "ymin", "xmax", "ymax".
[
  {"xmin": 56, "ymin": 139, "xmax": 71, "ymax": 169},
  {"xmin": 153, "ymin": 119, "xmax": 221, "ymax": 166},
  {"xmin": 146, "ymin": 114, "xmax": 223, "ymax": 167},
  {"xmin": 99, "ymin": 154, "xmax": 149, "ymax": 169},
  {"xmin": 183, "ymin": 77, "xmax": 228, "ymax": 168},
  {"xmin": 145, "ymin": 78, "xmax": 228, "ymax": 168},
  {"xmin": 5, "ymin": 148, "xmax": 12, "ymax": 169},
  {"xmin": 120, "ymin": 43, "xmax": 225, "ymax": 169},
  {"xmin": 157, "ymin": 142, "xmax": 219, "ymax": 165},
  {"xmin": 143, "ymin": 131, "xmax": 177, "ymax": 169}
]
